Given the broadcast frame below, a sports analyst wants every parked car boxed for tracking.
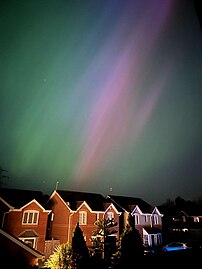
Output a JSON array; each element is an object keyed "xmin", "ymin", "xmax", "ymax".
[{"xmin": 162, "ymin": 242, "xmax": 191, "ymax": 252}]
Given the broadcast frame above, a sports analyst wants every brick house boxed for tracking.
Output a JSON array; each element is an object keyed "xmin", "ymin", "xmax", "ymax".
[
  {"xmin": 0, "ymin": 188, "xmax": 51, "ymax": 255},
  {"xmin": 0, "ymin": 187, "xmax": 164, "ymax": 259},
  {"xmin": 106, "ymin": 195, "xmax": 163, "ymax": 248},
  {"xmin": 47, "ymin": 190, "xmax": 121, "ymax": 248},
  {"xmin": 0, "ymin": 228, "xmax": 44, "ymax": 268}
]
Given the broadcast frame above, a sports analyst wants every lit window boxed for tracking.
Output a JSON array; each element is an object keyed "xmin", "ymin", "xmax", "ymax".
[
  {"xmin": 107, "ymin": 212, "xmax": 114, "ymax": 220},
  {"xmin": 79, "ymin": 211, "xmax": 87, "ymax": 225},
  {"xmin": 22, "ymin": 211, "xmax": 39, "ymax": 225},
  {"xmin": 194, "ymin": 217, "xmax": 199, "ymax": 222}
]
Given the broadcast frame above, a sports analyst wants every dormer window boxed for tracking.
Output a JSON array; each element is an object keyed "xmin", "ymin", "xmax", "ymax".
[{"xmin": 22, "ymin": 210, "xmax": 39, "ymax": 225}]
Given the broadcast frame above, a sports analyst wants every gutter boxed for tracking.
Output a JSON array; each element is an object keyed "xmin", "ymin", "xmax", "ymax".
[{"xmin": 67, "ymin": 212, "xmax": 74, "ymax": 244}]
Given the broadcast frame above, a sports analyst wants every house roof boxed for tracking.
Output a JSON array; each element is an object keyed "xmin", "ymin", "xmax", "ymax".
[
  {"xmin": 143, "ymin": 227, "xmax": 162, "ymax": 234},
  {"xmin": 106, "ymin": 194, "xmax": 154, "ymax": 213},
  {"xmin": 0, "ymin": 228, "xmax": 44, "ymax": 258},
  {"xmin": 19, "ymin": 230, "xmax": 38, "ymax": 238},
  {"xmin": 56, "ymin": 190, "xmax": 106, "ymax": 211},
  {"xmin": 0, "ymin": 187, "xmax": 49, "ymax": 209}
]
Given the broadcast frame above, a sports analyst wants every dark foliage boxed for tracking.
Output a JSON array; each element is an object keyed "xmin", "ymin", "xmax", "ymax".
[
  {"xmin": 115, "ymin": 212, "xmax": 143, "ymax": 268},
  {"xmin": 72, "ymin": 222, "xmax": 90, "ymax": 269}
]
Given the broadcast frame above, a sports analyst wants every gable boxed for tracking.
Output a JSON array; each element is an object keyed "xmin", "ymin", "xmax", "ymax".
[
  {"xmin": 152, "ymin": 207, "xmax": 163, "ymax": 216},
  {"xmin": 20, "ymin": 199, "xmax": 50, "ymax": 212},
  {"xmin": 131, "ymin": 205, "xmax": 142, "ymax": 215},
  {"xmin": 49, "ymin": 191, "xmax": 73, "ymax": 212},
  {"xmin": 104, "ymin": 203, "xmax": 121, "ymax": 215},
  {"xmin": 53, "ymin": 189, "xmax": 106, "ymax": 211},
  {"xmin": 76, "ymin": 201, "xmax": 93, "ymax": 212},
  {"xmin": 106, "ymin": 194, "xmax": 153, "ymax": 213}
]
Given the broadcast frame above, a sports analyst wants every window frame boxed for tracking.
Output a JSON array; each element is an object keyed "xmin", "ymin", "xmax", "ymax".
[
  {"xmin": 20, "ymin": 237, "xmax": 36, "ymax": 248},
  {"xmin": 134, "ymin": 214, "xmax": 139, "ymax": 225},
  {"xmin": 22, "ymin": 210, "xmax": 39, "ymax": 225},
  {"xmin": 79, "ymin": 211, "xmax": 87, "ymax": 225}
]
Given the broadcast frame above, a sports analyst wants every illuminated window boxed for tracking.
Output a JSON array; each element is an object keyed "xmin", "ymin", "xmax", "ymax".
[
  {"xmin": 79, "ymin": 211, "xmax": 87, "ymax": 225},
  {"xmin": 194, "ymin": 217, "xmax": 199, "ymax": 222},
  {"xmin": 22, "ymin": 211, "xmax": 39, "ymax": 225},
  {"xmin": 107, "ymin": 212, "xmax": 114, "ymax": 220}
]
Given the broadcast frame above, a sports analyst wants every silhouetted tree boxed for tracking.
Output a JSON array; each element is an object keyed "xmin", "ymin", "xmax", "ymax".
[
  {"xmin": 175, "ymin": 196, "xmax": 186, "ymax": 210},
  {"xmin": 115, "ymin": 212, "xmax": 143, "ymax": 268},
  {"xmin": 72, "ymin": 222, "xmax": 90, "ymax": 269},
  {"xmin": 92, "ymin": 217, "xmax": 118, "ymax": 267}
]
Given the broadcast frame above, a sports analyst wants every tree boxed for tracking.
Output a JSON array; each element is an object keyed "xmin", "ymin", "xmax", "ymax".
[
  {"xmin": 116, "ymin": 212, "xmax": 143, "ymax": 268},
  {"xmin": 71, "ymin": 222, "xmax": 90, "ymax": 269},
  {"xmin": 44, "ymin": 243, "xmax": 75, "ymax": 269},
  {"xmin": 92, "ymin": 217, "xmax": 118, "ymax": 267}
]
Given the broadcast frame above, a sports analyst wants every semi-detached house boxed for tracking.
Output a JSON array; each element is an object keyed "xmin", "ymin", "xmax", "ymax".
[
  {"xmin": 47, "ymin": 190, "xmax": 163, "ymax": 249},
  {"xmin": 0, "ymin": 188, "xmax": 51, "ymax": 255},
  {"xmin": 106, "ymin": 195, "xmax": 163, "ymax": 247},
  {"xmin": 0, "ymin": 187, "xmax": 164, "ymax": 260},
  {"xmin": 47, "ymin": 190, "xmax": 121, "ymax": 248}
]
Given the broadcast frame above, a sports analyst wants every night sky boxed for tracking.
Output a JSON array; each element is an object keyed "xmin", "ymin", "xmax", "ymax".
[{"xmin": 0, "ymin": 0, "xmax": 201, "ymax": 205}]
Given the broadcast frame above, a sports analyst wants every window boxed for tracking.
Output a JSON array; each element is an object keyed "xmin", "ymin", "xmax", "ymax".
[
  {"xmin": 22, "ymin": 211, "xmax": 39, "ymax": 225},
  {"xmin": 143, "ymin": 235, "xmax": 149, "ymax": 245},
  {"xmin": 144, "ymin": 215, "xmax": 150, "ymax": 223},
  {"xmin": 193, "ymin": 217, "xmax": 199, "ymax": 222},
  {"xmin": 22, "ymin": 238, "xmax": 36, "ymax": 248},
  {"xmin": 107, "ymin": 212, "xmax": 114, "ymax": 220},
  {"xmin": 152, "ymin": 214, "xmax": 158, "ymax": 225},
  {"xmin": 79, "ymin": 211, "xmax": 87, "ymax": 225},
  {"xmin": 134, "ymin": 214, "xmax": 139, "ymax": 225}
]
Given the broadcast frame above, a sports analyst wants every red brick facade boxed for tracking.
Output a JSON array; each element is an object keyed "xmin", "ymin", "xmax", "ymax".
[
  {"xmin": 47, "ymin": 191, "xmax": 120, "ymax": 248},
  {"xmin": 2, "ymin": 199, "xmax": 50, "ymax": 254}
]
